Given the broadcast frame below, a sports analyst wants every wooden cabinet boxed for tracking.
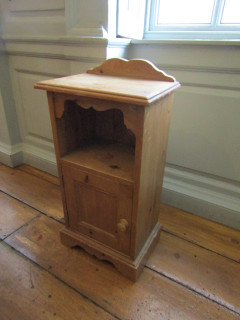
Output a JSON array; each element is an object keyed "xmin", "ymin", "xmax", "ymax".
[{"xmin": 35, "ymin": 58, "xmax": 180, "ymax": 281}]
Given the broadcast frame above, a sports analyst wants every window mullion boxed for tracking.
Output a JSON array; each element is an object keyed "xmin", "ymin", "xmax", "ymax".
[
  {"xmin": 212, "ymin": 0, "xmax": 225, "ymax": 27},
  {"xmin": 147, "ymin": 0, "xmax": 159, "ymax": 30}
]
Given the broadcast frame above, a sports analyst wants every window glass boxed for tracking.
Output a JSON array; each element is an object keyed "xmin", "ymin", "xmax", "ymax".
[
  {"xmin": 221, "ymin": 0, "xmax": 240, "ymax": 24},
  {"xmin": 157, "ymin": 0, "xmax": 215, "ymax": 24}
]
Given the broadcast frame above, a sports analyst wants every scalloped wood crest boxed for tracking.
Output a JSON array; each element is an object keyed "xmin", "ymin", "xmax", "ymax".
[{"xmin": 87, "ymin": 58, "xmax": 175, "ymax": 82}]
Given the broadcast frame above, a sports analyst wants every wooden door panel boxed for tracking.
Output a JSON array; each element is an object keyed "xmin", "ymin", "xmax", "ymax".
[
  {"xmin": 74, "ymin": 182, "xmax": 118, "ymax": 235},
  {"xmin": 61, "ymin": 164, "xmax": 132, "ymax": 254}
]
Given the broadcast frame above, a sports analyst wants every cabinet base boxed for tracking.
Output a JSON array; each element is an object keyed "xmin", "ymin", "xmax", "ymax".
[{"xmin": 60, "ymin": 223, "xmax": 161, "ymax": 281}]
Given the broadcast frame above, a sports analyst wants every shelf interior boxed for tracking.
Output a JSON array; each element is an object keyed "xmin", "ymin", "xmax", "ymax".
[
  {"xmin": 61, "ymin": 143, "xmax": 135, "ymax": 182},
  {"xmin": 56, "ymin": 100, "xmax": 136, "ymax": 182}
]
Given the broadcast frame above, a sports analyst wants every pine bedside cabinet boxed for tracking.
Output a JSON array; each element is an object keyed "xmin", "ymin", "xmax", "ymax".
[{"xmin": 35, "ymin": 58, "xmax": 180, "ymax": 281}]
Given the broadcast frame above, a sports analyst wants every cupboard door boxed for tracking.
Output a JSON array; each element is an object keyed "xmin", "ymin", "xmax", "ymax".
[{"xmin": 61, "ymin": 164, "xmax": 132, "ymax": 255}]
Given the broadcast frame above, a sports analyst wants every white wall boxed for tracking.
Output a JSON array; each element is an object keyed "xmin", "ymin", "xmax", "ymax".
[{"xmin": 0, "ymin": 0, "xmax": 239, "ymax": 229}]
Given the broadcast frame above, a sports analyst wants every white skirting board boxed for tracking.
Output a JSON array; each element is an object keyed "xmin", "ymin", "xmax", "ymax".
[
  {"xmin": 0, "ymin": 140, "xmax": 239, "ymax": 230},
  {"xmin": 0, "ymin": 141, "xmax": 23, "ymax": 167},
  {"xmin": 162, "ymin": 165, "xmax": 240, "ymax": 230}
]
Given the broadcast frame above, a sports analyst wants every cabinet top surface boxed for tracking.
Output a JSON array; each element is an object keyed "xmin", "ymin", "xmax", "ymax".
[{"xmin": 35, "ymin": 73, "xmax": 180, "ymax": 106}]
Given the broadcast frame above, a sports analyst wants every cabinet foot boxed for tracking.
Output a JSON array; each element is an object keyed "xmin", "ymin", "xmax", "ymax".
[{"xmin": 60, "ymin": 223, "xmax": 161, "ymax": 281}]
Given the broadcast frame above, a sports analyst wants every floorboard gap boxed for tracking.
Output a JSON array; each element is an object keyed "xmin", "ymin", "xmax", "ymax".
[
  {"xmin": 145, "ymin": 265, "xmax": 240, "ymax": 316},
  {"xmin": 0, "ymin": 190, "xmax": 64, "ymax": 224},
  {"xmin": 2, "ymin": 213, "xmax": 41, "ymax": 241},
  {"xmin": 162, "ymin": 229, "xmax": 240, "ymax": 264}
]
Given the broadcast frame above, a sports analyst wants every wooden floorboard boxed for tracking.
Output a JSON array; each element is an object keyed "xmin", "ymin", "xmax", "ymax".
[
  {"xmin": 5, "ymin": 214, "xmax": 240, "ymax": 320},
  {"xmin": 18, "ymin": 164, "xmax": 60, "ymax": 186},
  {"xmin": 1, "ymin": 164, "xmax": 240, "ymax": 320},
  {"xmin": 147, "ymin": 231, "xmax": 240, "ymax": 314},
  {"xmin": 0, "ymin": 164, "xmax": 63, "ymax": 221},
  {"xmin": 0, "ymin": 243, "xmax": 115, "ymax": 320},
  {"xmin": 159, "ymin": 203, "xmax": 240, "ymax": 262},
  {"xmin": 0, "ymin": 192, "xmax": 39, "ymax": 240}
]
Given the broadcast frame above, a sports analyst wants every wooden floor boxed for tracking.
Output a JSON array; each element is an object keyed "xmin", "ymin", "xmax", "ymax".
[{"xmin": 0, "ymin": 163, "xmax": 240, "ymax": 320}]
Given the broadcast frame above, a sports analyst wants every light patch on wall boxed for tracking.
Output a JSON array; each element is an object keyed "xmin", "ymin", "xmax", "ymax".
[
  {"xmin": 0, "ymin": 90, "xmax": 11, "ymax": 144},
  {"xmin": 167, "ymin": 86, "xmax": 240, "ymax": 182},
  {"xmin": 17, "ymin": 72, "xmax": 53, "ymax": 141},
  {"xmin": 9, "ymin": 0, "xmax": 65, "ymax": 12}
]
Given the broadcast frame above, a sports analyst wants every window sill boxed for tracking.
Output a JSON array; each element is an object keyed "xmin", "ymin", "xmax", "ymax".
[{"xmin": 130, "ymin": 38, "xmax": 240, "ymax": 46}]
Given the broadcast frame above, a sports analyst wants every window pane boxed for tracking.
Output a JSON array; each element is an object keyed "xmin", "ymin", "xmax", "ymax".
[
  {"xmin": 157, "ymin": 0, "xmax": 215, "ymax": 24},
  {"xmin": 221, "ymin": 0, "xmax": 240, "ymax": 24}
]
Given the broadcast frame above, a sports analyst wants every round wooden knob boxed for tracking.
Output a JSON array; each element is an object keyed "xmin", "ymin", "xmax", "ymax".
[{"xmin": 117, "ymin": 219, "xmax": 129, "ymax": 232}]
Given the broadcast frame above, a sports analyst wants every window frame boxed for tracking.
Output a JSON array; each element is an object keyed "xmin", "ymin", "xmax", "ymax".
[{"xmin": 144, "ymin": 0, "xmax": 240, "ymax": 40}]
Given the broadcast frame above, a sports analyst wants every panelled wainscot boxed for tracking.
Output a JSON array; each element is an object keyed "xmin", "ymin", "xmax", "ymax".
[{"xmin": 35, "ymin": 58, "xmax": 180, "ymax": 281}]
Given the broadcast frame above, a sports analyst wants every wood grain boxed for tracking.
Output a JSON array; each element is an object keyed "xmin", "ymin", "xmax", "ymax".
[
  {"xmin": 0, "ymin": 164, "xmax": 63, "ymax": 221},
  {"xmin": 0, "ymin": 192, "xmax": 39, "ymax": 239},
  {"xmin": 0, "ymin": 243, "xmax": 115, "ymax": 320},
  {"xmin": 159, "ymin": 203, "xmax": 240, "ymax": 262},
  {"xmin": 47, "ymin": 92, "xmax": 69, "ymax": 225},
  {"xmin": 5, "ymin": 215, "xmax": 240, "ymax": 320},
  {"xmin": 147, "ymin": 231, "xmax": 240, "ymax": 314},
  {"xmin": 61, "ymin": 143, "xmax": 134, "ymax": 183},
  {"xmin": 18, "ymin": 164, "xmax": 60, "ymax": 185},
  {"xmin": 133, "ymin": 94, "xmax": 174, "ymax": 257},
  {"xmin": 87, "ymin": 58, "xmax": 176, "ymax": 82},
  {"xmin": 61, "ymin": 164, "xmax": 132, "ymax": 254},
  {"xmin": 35, "ymin": 73, "xmax": 180, "ymax": 106}
]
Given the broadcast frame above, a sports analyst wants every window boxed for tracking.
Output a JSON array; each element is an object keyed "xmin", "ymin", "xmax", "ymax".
[{"xmin": 118, "ymin": 0, "xmax": 240, "ymax": 40}]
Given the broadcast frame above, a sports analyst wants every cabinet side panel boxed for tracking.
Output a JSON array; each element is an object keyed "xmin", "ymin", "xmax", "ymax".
[
  {"xmin": 134, "ymin": 93, "xmax": 175, "ymax": 257},
  {"xmin": 47, "ymin": 92, "xmax": 69, "ymax": 225}
]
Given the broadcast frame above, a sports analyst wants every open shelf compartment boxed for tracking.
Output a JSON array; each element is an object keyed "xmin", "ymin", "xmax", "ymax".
[
  {"xmin": 56, "ymin": 100, "xmax": 136, "ymax": 182},
  {"xmin": 61, "ymin": 142, "xmax": 134, "ymax": 182}
]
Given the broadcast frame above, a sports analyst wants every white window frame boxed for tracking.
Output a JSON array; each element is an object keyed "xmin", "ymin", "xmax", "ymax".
[
  {"xmin": 145, "ymin": 0, "xmax": 240, "ymax": 40},
  {"xmin": 117, "ymin": 0, "xmax": 240, "ymax": 41}
]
